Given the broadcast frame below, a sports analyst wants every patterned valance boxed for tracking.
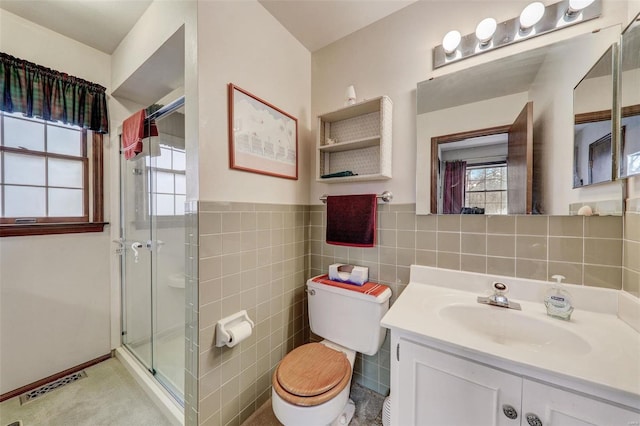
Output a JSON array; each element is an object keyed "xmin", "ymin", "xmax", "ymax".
[{"xmin": 0, "ymin": 52, "xmax": 109, "ymax": 134}]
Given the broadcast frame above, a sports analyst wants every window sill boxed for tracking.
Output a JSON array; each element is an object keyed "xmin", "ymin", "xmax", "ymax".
[{"xmin": 0, "ymin": 222, "xmax": 109, "ymax": 237}]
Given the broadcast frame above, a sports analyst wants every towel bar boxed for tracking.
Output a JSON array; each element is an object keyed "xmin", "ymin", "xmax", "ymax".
[{"xmin": 320, "ymin": 191, "xmax": 393, "ymax": 203}]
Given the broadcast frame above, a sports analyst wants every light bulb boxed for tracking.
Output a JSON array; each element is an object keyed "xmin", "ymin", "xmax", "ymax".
[
  {"xmin": 475, "ymin": 18, "xmax": 497, "ymax": 45},
  {"xmin": 442, "ymin": 30, "xmax": 462, "ymax": 54},
  {"xmin": 519, "ymin": 2, "xmax": 545, "ymax": 30},
  {"xmin": 567, "ymin": 0, "xmax": 595, "ymax": 15}
]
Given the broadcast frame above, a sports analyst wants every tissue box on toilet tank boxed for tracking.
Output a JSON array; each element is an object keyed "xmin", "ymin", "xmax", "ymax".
[{"xmin": 328, "ymin": 264, "xmax": 369, "ymax": 286}]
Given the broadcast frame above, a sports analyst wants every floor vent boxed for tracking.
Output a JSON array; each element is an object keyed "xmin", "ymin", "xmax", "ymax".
[{"xmin": 19, "ymin": 371, "xmax": 87, "ymax": 405}]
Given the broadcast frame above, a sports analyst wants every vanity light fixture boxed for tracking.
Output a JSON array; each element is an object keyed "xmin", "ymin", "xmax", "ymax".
[
  {"xmin": 442, "ymin": 30, "xmax": 462, "ymax": 55},
  {"xmin": 433, "ymin": 0, "xmax": 601, "ymax": 69},
  {"xmin": 475, "ymin": 18, "xmax": 497, "ymax": 45},
  {"xmin": 519, "ymin": 2, "xmax": 546, "ymax": 31},
  {"xmin": 566, "ymin": 0, "xmax": 596, "ymax": 17}
]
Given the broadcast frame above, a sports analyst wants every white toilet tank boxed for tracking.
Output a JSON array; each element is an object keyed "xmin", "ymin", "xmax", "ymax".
[{"xmin": 306, "ymin": 277, "xmax": 392, "ymax": 356}]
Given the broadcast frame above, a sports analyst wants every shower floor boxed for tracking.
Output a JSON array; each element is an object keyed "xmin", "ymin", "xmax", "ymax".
[{"xmin": 128, "ymin": 328, "xmax": 185, "ymax": 399}]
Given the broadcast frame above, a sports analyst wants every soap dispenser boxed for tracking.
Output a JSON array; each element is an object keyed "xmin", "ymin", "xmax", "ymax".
[{"xmin": 544, "ymin": 274, "xmax": 574, "ymax": 320}]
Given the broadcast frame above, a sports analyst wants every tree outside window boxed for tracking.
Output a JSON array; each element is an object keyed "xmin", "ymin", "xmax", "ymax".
[{"xmin": 465, "ymin": 164, "xmax": 507, "ymax": 215}]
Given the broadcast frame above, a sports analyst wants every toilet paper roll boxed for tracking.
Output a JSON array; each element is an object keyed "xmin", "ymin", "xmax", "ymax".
[{"xmin": 226, "ymin": 321, "xmax": 252, "ymax": 347}]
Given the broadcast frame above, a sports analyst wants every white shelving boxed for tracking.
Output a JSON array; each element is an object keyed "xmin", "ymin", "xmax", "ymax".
[{"xmin": 316, "ymin": 96, "xmax": 392, "ymax": 183}]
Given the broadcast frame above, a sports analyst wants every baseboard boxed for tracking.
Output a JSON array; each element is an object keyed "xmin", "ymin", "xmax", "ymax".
[{"xmin": 0, "ymin": 352, "xmax": 112, "ymax": 402}]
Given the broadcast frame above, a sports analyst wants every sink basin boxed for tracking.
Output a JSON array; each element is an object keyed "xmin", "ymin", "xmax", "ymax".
[{"xmin": 438, "ymin": 304, "xmax": 592, "ymax": 356}]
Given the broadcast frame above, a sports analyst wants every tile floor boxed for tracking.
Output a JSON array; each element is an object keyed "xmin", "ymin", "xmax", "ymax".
[{"xmin": 0, "ymin": 357, "xmax": 173, "ymax": 426}]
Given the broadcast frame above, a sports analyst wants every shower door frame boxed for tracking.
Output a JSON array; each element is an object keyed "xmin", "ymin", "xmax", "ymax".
[{"xmin": 119, "ymin": 97, "xmax": 186, "ymax": 405}]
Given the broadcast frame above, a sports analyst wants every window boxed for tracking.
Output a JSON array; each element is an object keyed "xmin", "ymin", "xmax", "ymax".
[
  {"xmin": 0, "ymin": 111, "xmax": 105, "ymax": 236},
  {"xmin": 628, "ymin": 151, "xmax": 640, "ymax": 176},
  {"xmin": 146, "ymin": 144, "xmax": 186, "ymax": 217},
  {"xmin": 465, "ymin": 163, "xmax": 507, "ymax": 215}
]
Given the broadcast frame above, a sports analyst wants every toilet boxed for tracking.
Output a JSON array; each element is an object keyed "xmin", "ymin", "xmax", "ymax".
[{"xmin": 272, "ymin": 275, "xmax": 392, "ymax": 426}]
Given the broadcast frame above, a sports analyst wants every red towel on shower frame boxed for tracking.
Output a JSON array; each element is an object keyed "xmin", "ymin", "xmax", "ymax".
[
  {"xmin": 326, "ymin": 194, "xmax": 377, "ymax": 247},
  {"xmin": 122, "ymin": 109, "xmax": 159, "ymax": 160}
]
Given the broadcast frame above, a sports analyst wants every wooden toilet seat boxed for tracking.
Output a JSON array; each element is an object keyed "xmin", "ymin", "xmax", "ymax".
[{"xmin": 272, "ymin": 342, "xmax": 351, "ymax": 407}]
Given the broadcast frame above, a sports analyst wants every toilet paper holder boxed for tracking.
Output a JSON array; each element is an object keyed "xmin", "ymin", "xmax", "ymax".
[{"xmin": 215, "ymin": 310, "xmax": 255, "ymax": 347}]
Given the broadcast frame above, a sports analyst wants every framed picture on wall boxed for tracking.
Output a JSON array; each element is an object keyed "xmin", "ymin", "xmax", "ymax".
[{"xmin": 228, "ymin": 83, "xmax": 298, "ymax": 180}]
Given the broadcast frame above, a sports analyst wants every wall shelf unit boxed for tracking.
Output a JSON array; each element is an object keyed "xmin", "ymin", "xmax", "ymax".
[{"xmin": 316, "ymin": 96, "xmax": 392, "ymax": 183}]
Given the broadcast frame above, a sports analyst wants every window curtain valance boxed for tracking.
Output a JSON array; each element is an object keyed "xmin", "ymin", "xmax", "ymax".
[{"xmin": 0, "ymin": 52, "xmax": 109, "ymax": 134}]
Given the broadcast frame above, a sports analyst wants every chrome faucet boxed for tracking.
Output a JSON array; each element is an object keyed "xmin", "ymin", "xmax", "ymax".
[{"xmin": 477, "ymin": 282, "xmax": 521, "ymax": 310}]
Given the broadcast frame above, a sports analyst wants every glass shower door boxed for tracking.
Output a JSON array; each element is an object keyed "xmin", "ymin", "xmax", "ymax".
[
  {"xmin": 120, "ymin": 139, "xmax": 153, "ymax": 371},
  {"xmin": 148, "ymin": 108, "xmax": 186, "ymax": 400},
  {"xmin": 120, "ymin": 99, "xmax": 186, "ymax": 404}
]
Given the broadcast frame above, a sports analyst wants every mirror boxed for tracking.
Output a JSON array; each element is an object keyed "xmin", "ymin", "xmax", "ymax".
[
  {"xmin": 429, "ymin": 103, "xmax": 532, "ymax": 214},
  {"xmin": 573, "ymin": 45, "xmax": 616, "ymax": 188},
  {"xmin": 620, "ymin": 12, "xmax": 640, "ymax": 178},
  {"xmin": 416, "ymin": 26, "xmax": 623, "ymax": 215}
]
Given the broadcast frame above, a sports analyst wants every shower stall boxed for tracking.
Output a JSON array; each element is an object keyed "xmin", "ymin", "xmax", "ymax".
[{"xmin": 118, "ymin": 97, "xmax": 186, "ymax": 405}]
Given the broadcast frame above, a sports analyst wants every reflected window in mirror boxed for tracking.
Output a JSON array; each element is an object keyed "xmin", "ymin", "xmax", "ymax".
[
  {"xmin": 465, "ymin": 164, "xmax": 508, "ymax": 215},
  {"xmin": 430, "ymin": 103, "xmax": 532, "ymax": 216},
  {"xmin": 432, "ymin": 127, "xmax": 511, "ymax": 214},
  {"xmin": 622, "ymin": 124, "xmax": 640, "ymax": 175},
  {"xmin": 573, "ymin": 44, "xmax": 616, "ymax": 187},
  {"xmin": 621, "ymin": 111, "xmax": 640, "ymax": 176},
  {"xmin": 437, "ymin": 133, "xmax": 509, "ymax": 215},
  {"xmin": 619, "ymin": 13, "xmax": 640, "ymax": 178}
]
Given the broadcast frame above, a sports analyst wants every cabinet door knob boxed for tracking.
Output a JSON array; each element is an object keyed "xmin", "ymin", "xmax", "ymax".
[
  {"xmin": 502, "ymin": 404, "xmax": 518, "ymax": 420},
  {"xmin": 525, "ymin": 413, "xmax": 543, "ymax": 426}
]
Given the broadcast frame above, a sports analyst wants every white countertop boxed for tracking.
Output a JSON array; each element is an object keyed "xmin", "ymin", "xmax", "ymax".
[{"xmin": 381, "ymin": 266, "xmax": 640, "ymax": 410}]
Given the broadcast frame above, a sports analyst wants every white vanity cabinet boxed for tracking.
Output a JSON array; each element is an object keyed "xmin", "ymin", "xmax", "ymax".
[
  {"xmin": 393, "ymin": 336, "xmax": 640, "ymax": 426},
  {"xmin": 522, "ymin": 380, "xmax": 640, "ymax": 426},
  {"xmin": 397, "ymin": 338, "xmax": 522, "ymax": 425}
]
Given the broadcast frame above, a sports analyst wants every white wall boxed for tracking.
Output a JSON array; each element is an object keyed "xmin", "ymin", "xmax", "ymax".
[
  {"xmin": 111, "ymin": 0, "xmax": 197, "ymax": 202},
  {"xmin": 0, "ymin": 10, "xmax": 112, "ymax": 394},
  {"xmin": 111, "ymin": 1, "xmax": 190, "ymax": 95},
  {"xmin": 311, "ymin": 0, "xmax": 631, "ymax": 207},
  {"xmin": 196, "ymin": 0, "xmax": 311, "ymax": 204},
  {"xmin": 575, "ymin": 74, "xmax": 617, "ymax": 114}
]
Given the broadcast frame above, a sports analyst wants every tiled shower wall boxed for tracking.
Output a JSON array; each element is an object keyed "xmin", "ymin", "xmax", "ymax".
[
  {"xmin": 624, "ymin": 198, "xmax": 640, "ymax": 297},
  {"xmin": 197, "ymin": 202, "xmax": 309, "ymax": 426},
  {"xmin": 185, "ymin": 202, "xmax": 200, "ymax": 425},
  {"xmin": 308, "ymin": 204, "xmax": 625, "ymax": 396}
]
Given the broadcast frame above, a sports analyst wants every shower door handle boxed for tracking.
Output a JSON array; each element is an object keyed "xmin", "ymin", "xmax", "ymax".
[
  {"xmin": 113, "ymin": 238, "xmax": 125, "ymax": 255},
  {"xmin": 131, "ymin": 242, "xmax": 144, "ymax": 263},
  {"xmin": 146, "ymin": 240, "xmax": 165, "ymax": 252}
]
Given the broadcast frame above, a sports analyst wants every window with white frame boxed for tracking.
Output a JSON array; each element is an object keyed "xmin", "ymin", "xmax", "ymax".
[
  {"xmin": 0, "ymin": 111, "xmax": 88, "ymax": 223},
  {"xmin": 146, "ymin": 143, "xmax": 186, "ymax": 217},
  {"xmin": 465, "ymin": 163, "xmax": 508, "ymax": 214}
]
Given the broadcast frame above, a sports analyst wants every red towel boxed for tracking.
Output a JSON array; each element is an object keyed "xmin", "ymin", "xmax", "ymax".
[
  {"xmin": 326, "ymin": 194, "xmax": 377, "ymax": 247},
  {"xmin": 312, "ymin": 275, "xmax": 388, "ymax": 298},
  {"xmin": 122, "ymin": 110, "xmax": 159, "ymax": 160}
]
